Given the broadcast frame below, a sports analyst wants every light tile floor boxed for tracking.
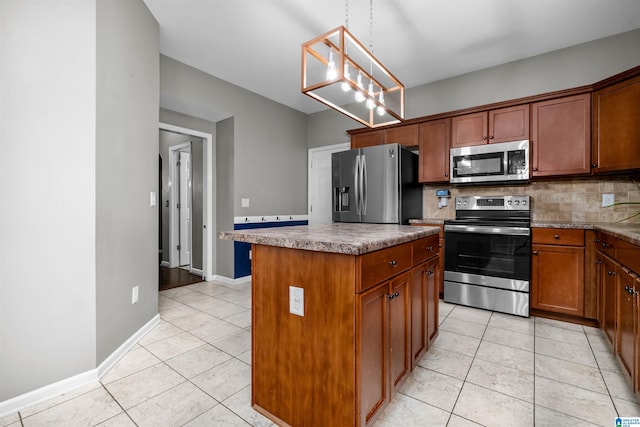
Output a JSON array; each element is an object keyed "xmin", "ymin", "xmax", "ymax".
[{"xmin": 3, "ymin": 280, "xmax": 640, "ymax": 426}]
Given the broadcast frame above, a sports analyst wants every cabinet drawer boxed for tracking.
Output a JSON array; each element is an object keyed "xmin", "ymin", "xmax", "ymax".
[
  {"xmin": 617, "ymin": 239, "xmax": 640, "ymax": 276},
  {"xmin": 532, "ymin": 228, "xmax": 584, "ymax": 246},
  {"xmin": 358, "ymin": 243, "xmax": 412, "ymax": 292},
  {"xmin": 596, "ymin": 231, "xmax": 616, "ymax": 258},
  {"xmin": 412, "ymin": 234, "xmax": 439, "ymax": 265}
]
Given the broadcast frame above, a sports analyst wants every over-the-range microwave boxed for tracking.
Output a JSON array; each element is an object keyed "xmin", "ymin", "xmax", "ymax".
[{"xmin": 449, "ymin": 140, "xmax": 529, "ymax": 184}]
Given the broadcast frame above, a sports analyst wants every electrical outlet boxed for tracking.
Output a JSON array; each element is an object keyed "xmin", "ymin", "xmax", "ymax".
[
  {"xmin": 132, "ymin": 286, "xmax": 139, "ymax": 304},
  {"xmin": 241, "ymin": 198, "xmax": 250, "ymax": 208},
  {"xmin": 602, "ymin": 193, "xmax": 615, "ymax": 207},
  {"xmin": 289, "ymin": 286, "xmax": 304, "ymax": 316}
]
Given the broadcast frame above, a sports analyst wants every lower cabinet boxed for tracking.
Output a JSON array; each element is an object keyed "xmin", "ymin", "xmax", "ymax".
[
  {"xmin": 531, "ymin": 228, "xmax": 585, "ymax": 316},
  {"xmin": 601, "ymin": 255, "xmax": 618, "ymax": 346},
  {"xmin": 357, "ymin": 238, "xmax": 439, "ymax": 426},
  {"xmin": 410, "ymin": 256, "xmax": 439, "ymax": 369},
  {"xmin": 596, "ymin": 232, "xmax": 640, "ymax": 399},
  {"xmin": 617, "ymin": 266, "xmax": 638, "ymax": 381}
]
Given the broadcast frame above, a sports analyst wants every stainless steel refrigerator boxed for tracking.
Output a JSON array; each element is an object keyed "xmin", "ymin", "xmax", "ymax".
[{"xmin": 332, "ymin": 143, "xmax": 422, "ymax": 224}]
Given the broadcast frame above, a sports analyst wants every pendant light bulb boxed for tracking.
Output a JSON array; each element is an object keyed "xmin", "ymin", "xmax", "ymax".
[
  {"xmin": 326, "ymin": 50, "xmax": 338, "ymax": 80},
  {"xmin": 355, "ymin": 72, "xmax": 365, "ymax": 103},
  {"xmin": 341, "ymin": 61, "xmax": 351, "ymax": 92},
  {"xmin": 376, "ymin": 91, "xmax": 385, "ymax": 116},
  {"xmin": 366, "ymin": 81, "xmax": 376, "ymax": 110}
]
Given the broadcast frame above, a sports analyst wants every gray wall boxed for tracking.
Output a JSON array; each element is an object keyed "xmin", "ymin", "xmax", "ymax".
[
  {"xmin": 307, "ymin": 28, "xmax": 640, "ymax": 148},
  {"xmin": 158, "ymin": 108, "xmax": 219, "ymax": 276},
  {"xmin": 159, "ymin": 130, "xmax": 204, "ymax": 271},
  {"xmin": 216, "ymin": 117, "xmax": 235, "ymax": 279},
  {"xmin": 0, "ymin": 0, "xmax": 98, "ymax": 400},
  {"xmin": 160, "ymin": 56, "xmax": 309, "ymax": 278},
  {"xmin": 0, "ymin": 0, "xmax": 159, "ymax": 401},
  {"xmin": 95, "ymin": 0, "xmax": 159, "ymax": 365}
]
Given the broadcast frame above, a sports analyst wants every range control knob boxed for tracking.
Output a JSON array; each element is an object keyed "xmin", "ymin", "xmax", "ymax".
[
  {"xmin": 514, "ymin": 200, "xmax": 520, "ymax": 205},
  {"xmin": 507, "ymin": 200, "xmax": 512, "ymax": 205},
  {"xmin": 521, "ymin": 199, "xmax": 527, "ymax": 205}
]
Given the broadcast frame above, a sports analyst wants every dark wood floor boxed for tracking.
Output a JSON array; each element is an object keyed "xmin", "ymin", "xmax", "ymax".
[{"xmin": 159, "ymin": 266, "xmax": 203, "ymax": 291}]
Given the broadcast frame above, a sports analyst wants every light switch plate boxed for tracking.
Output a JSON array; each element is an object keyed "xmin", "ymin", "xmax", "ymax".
[
  {"xmin": 602, "ymin": 193, "xmax": 615, "ymax": 207},
  {"xmin": 241, "ymin": 198, "xmax": 250, "ymax": 208},
  {"xmin": 289, "ymin": 286, "xmax": 304, "ymax": 316},
  {"xmin": 150, "ymin": 191, "xmax": 157, "ymax": 207}
]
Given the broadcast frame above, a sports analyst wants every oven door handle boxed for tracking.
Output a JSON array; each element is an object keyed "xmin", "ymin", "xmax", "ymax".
[{"xmin": 444, "ymin": 224, "xmax": 530, "ymax": 236}]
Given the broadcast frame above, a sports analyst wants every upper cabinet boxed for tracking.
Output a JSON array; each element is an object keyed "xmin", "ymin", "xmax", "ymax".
[
  {"xmin": 451, "ymin": 105, "xmax": 530, "ymax": 148},
  {"xmin": 351, "ymin": 124, "xmax": 419, "ymax": 149},
  {"xmin": 419, "ymin": 119, "xmax": 450, "ymax": 183},
  {"xmin": 351, "ymin": 130, "xmax": 383, "ymax": 148},
  {"xmin": 592, "ymin": 74, "xmax": 640, "ymax": 173},
  {"xmin": 384, "ymin": 124, "xmax": 419, "ymax": 147},
  {"xmin": 531, "ymin": 93, "xmax": 591, "ymax": 177}
]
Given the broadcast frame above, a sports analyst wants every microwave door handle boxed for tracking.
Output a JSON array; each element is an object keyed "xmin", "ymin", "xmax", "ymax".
[{"xmin": 361, "ymin": 154, "xmax": 367, "ymax": 216}]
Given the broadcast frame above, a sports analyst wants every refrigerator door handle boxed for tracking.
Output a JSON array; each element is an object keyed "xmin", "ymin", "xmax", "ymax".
[
  {"xmin": 361, "ymin": 154, "xmax": 367, "ymax": 216},
  {"xmin": 354, "ymin": 154, "xmax": 361, "ymax": 215}
]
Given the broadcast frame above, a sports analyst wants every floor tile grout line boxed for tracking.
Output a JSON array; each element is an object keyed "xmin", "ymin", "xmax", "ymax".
[{"xmin": 99, "ymin": 382, "xmax": 139, "ymax": 427}]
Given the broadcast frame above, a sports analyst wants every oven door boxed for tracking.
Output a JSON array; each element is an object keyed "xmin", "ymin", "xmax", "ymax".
[{"xmin": 444, "ymin": 223, "xmax": 531, "ymax": 291}]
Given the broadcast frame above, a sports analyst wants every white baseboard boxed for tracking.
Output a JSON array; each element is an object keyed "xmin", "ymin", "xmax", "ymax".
[
  {"xmin": 97, "ymin": 314, "xmax": 160, "ymax": 378},
  {"xmin": 190, "ymin": 268, "xmax": 203, "ymax": 277},
  {"xmin": 0, "ymin": 314, "xmax": 160, "ymax": 419},
  {"xmin": 212, "ymin": 274, "xmax": 251, "ymax": 285},
  {"xmin": 160, "ymin": 260, "xmax": 170, "ymax": 267}
]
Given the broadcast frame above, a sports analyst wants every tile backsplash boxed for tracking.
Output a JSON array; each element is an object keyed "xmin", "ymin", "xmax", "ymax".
[{"xmin": 422, "ymin": 176, "xmax": 640, "ymax": 223}]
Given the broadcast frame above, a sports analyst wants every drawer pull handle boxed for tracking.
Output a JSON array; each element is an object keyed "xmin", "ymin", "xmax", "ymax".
[
  {"xmin": 389, "ymin": 260, "xmax": 398, "ymax": 267},
  {"xmin": 533, "ymin": 251, "xmax": 538, "ymax": 255},
  {"xmin": 387, "ymin": 291, "xmax": 400, "ymax": 300},
  {"xmin": 554, "ymin": 234, "xmax": 560, "ymax": 239},
  {"xmin": 427, "ymin": 246, "xmax": 433, "ymax": 251},
  {"xmin": 426, "ymin": 270, "xmax": 434, "ymax": 276},
  {"xmin": 608, "ymin": 270, "xmax": 616, "ymax": 276}
]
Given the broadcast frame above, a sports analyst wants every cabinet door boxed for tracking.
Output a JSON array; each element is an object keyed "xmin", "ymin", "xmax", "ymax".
[
  {"xmin": 489, "ymin": 104, "xmax": 530, "ymax": 143},
  {"xmin": 419, "ymin": 119, "xmax": 450, "ymax": 183},
  {"xmin": 602, "ymin": 256, "xmax": 618, "ymax": 347},
  {"xmin": 389, "ymin": 272, "xmax": 411, "ymax": 395},
  {"xmin": 451, "ymin": 111, "xmax": 487, "ymax": 147},
  {"xmin": 426, "ymin": 256, "xmax": 440, "ymax": 346},
  {"xmin": 593, "ymin": 74, "xmax": 640, "ymax": 173},
  {"xmin": 384, "ymin": 124, "xmax": 418, "ymax": 148},
  {"xmin": 352, "ymin": 130, "xmax": 383, "ymax": 149},
  {"xmin": 410, "ymin": 263, "xmax": 428, "ymax": 370},
  {"xmin": 358, "ymin": 283, "xmax": 389, "ymax": 426},
  {"xmin": 531, "ymin": 244, "xmax": 584, "ymax": 316},
  {"xmin": 617, "ymin": 266, "xmax": 636, "ymax": 379},
  {"xmin": 531, "ymin": 94, "xmax": 591, "ymax": 177}
]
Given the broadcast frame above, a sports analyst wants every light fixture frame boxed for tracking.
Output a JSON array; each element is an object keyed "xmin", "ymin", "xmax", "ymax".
[{"xmin": 301, "ymin": 26, "xmax": 405, "ymax": 128}]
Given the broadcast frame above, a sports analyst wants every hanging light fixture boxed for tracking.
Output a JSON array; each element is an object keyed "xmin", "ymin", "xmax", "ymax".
[{"xmin": 301, "ymin": 0, "xmax": 404, "ymax": 128}]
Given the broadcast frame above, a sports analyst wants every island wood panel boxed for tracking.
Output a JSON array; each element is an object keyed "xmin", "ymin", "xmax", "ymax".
[{"xmin": 251, "ymin": 244, "xmax": 357, "ymax": 427}]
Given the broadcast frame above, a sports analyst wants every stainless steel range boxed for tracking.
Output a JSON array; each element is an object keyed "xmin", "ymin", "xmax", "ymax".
[{"xmin": 443, "ymin": 195, "xmax": 531, "ymax": 317}]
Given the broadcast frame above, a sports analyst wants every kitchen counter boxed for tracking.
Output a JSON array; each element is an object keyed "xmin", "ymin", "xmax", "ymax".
[
  {"xmin": 219, "ymin": 223, "xmax": 441, "ymax": 426},
  {"xmin": 218, "ymin": 223, "xmax": 439, "ymax": 255}
]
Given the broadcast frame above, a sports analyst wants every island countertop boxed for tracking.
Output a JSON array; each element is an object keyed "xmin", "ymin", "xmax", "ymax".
[{"xmin": 218, "ymin": 223, "xmax": 440, "ymax": 255}]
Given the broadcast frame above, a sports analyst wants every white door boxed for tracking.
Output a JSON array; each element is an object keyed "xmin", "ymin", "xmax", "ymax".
[
  {"xmin": 308, "ymin": 143, "xmax": 351, "ymax": 224},
  {"xmin": 179, "ymin": 151, "xmax": 192, "ymax": 267}
]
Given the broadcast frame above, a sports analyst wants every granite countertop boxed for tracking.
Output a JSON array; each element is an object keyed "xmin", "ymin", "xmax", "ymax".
[{"xmin": 218, "ymin": 223, "xmax": 440, "ymax": 255}]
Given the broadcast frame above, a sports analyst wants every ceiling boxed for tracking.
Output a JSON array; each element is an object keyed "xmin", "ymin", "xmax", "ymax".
[{"xmin": 143, "ymin": 0, "xmax": 640, "ymax": 116}]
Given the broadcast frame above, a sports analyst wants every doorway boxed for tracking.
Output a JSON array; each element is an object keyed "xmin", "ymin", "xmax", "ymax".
[
  {"xmin": 158, "ymin": 123, "xmax": 214, "ymax": 290},
  {"xmin": 308, "ymin": 142, "xmax": 350, "ymax": 224}
]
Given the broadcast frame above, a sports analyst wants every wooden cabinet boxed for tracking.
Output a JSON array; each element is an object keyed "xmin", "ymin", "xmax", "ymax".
[
  {"xmin": 531, "ymin": 228, "xmax": 585, "ymax": 316},
  {"xmin": 419, "ymin": 119, "xmax": 450, "ymax": 183},
  {"xmin": 351, "ymin": 124, "xmax": 419, "ymax": 149},
  {"xmin": 389, "ymin": 273, "xmax": 411, "ymax": 395},
  {"xmin": 531, "ymin": 93, "xmax": 591, "ymax": 177},
  {"xmin": 451, "ymin": 104, "xmax": 529, "ymax": 147},
  {"xmin": 617, "ymin": 266, "xmax": 637, "ymax": 379},
  {"xmin": 384, "ymin": 124, "xmax": 418, "ymax": 147},
  {"xmin": 601, "ymin": 255, "xmax": 618, "ymax": 347},
  {"xmin": 352, "ymin": 130, "xmax": 383, "ymax": 148},
  {"xmin": 410, "ymin": 234, "xmax": 440, "ymax": 370},
  {"xmin": 593, "ymin": 74, "xmax": 640, "ymax": 173}
]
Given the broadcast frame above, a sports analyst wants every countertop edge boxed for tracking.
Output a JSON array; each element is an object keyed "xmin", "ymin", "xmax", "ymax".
[{"xmin": 218, "ymin": 225, "xmax": 440, "ymax": 255}]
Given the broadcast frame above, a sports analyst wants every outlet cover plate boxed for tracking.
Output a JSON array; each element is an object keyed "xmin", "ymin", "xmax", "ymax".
[
  {"xmin": 602, "ymin": 193, "xmax": 615, "ymax": 207},
  {"xmin": 289, "ymin": 286, "xmax": 304, "ymax": 316}
]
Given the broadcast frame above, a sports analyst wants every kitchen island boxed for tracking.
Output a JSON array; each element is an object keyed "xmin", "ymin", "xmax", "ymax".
[{"xmin": 219, "ymin": 223, "xmax": 440, "ymax": 427}]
